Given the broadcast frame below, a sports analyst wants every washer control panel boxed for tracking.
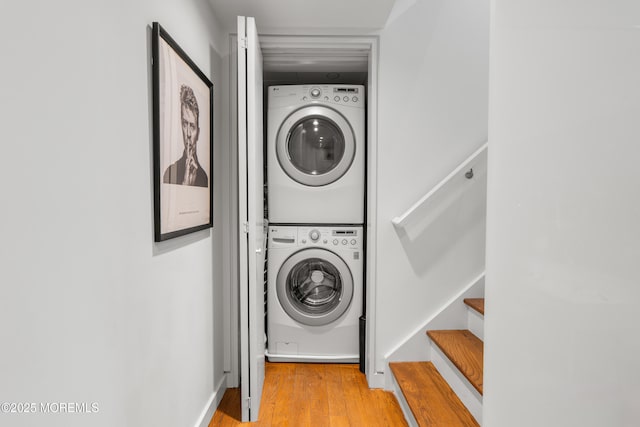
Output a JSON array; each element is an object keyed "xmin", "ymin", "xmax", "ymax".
[
  {"xmin": 269, "ymin": 226, "xmax": 362, "ymax": 249},
  {"xmin": 297, "ymin": 227, "xmax": 361, "ymax": 249}
]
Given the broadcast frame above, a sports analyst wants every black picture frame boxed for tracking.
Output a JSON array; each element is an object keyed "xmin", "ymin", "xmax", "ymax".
[{"xmin": 152, "ymin": 22, "xmax": 213, "ymax": 241}]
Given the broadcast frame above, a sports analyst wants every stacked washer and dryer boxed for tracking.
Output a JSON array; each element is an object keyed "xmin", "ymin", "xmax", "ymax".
[{"xmin": 266, "ymin": 85, "xmax": 365, "ymax": 363}]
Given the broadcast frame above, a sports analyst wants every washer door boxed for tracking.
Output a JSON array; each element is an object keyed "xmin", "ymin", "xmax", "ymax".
[
  {"xmin": 276, "ymin": 106, "xmax": 355, "ymax": 187},
  {"xmin": 276, "ymin": 248, "xmax": 354, "ymax": 326}
]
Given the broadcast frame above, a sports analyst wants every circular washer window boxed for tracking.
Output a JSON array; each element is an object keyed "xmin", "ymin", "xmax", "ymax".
[
  {"xmin": 276, "ymin": 106, "xmax": 355, "ymax": 187},
  {"xmin": 276, "ymin": 248, "xmax": 354, "ymax": 326}
]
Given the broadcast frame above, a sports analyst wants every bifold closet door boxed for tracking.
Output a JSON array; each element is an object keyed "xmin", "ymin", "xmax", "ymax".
[{"xmin": 237, "ymin": 15, "xmax": 266, "ymax": 423}]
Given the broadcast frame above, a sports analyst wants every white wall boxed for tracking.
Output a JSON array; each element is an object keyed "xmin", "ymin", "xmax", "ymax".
[
  {"xmin": 485, "ymin": 1, "xmax": 640, "ymax": 425},
  {"xmin": 0, "ymin": 1, "xmax": 229, "ymax": 427},
  {"xmin": 374, "ymin": 0, "xmax": 489, "ymax": 376}
]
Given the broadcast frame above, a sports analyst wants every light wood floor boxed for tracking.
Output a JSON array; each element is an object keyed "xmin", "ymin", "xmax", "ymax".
[{"xmin": 209, "ymin": 362, "xmax": 408, "ymax": 426}]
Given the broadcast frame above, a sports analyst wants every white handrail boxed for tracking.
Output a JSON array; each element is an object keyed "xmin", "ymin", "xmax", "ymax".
[{"xmin": 392, "ymin": 142, "xmax": 488, "ymax": 239}]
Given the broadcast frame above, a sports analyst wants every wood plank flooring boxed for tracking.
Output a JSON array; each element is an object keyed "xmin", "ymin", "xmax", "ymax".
[{"xmin": 209, "ymin": 363, "xmax": 407, "ymax": 426}]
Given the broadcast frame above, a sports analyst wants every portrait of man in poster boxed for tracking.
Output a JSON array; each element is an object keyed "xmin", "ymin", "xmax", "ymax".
[{"xmin": 163, "ymin": 84, "xmax": 208, "ymax": 187}]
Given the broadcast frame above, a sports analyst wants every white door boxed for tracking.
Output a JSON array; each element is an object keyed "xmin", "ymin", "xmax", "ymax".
[{"xmin": 237, "ymin": 16, "xmax": 265, "ymax": 422}]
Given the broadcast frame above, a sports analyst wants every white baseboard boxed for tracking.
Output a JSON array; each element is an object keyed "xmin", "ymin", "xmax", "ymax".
[{"xmin": 194, "ymin": 375, "xmax": 228, "ymax": 427}]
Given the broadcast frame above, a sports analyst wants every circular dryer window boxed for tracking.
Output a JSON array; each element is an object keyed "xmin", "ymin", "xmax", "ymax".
[
  {"xmin": 276, "ymin": 248, "xmax": 354, "ymax": 326},
  {"xmin": 288, "ymin": 117, "xmax": 345, "ymax": 175},
  {"xmin": 277, "ymin": 106, "xmax": 355, "ymax": 187}
]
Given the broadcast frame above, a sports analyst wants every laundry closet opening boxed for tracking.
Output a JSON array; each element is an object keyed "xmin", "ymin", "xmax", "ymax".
[
  {"xmin": 261, "ymin": 35, "xmax": 376, "ymax": 370},
  {"xmin": 241, "ymin": 33, "xmax": 380, "ymax": 385}
]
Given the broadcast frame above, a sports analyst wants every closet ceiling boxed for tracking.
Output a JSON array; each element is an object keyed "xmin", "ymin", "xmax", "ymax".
[{"xmin": 209, "ymin": 0, "xmax": 397, "ymax": 33}]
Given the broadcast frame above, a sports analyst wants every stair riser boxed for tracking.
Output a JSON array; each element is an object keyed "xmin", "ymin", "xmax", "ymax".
[
  {"xmin": 467, "ymin": 308, "xmax": 484, "ymax": 341},
  {"xmin": 390, "ymin": 369, "xmax": 419, "ymax": 427},
  {"xmin": 431, "ymin": 343, "xmax": 483, "ymax": 424}
]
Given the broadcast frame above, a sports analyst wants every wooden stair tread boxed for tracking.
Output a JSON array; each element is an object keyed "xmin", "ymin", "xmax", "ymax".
[
  {"xmin": 463, "ymin": 298, "xmax": 484, "ymax": 315},
  {"xmin": 390, "ymin": 362, "xmax": 479, "ymax": 427},
  {"xmin": 427, "ymin": 330, "xmax": 483, "ymax": 395}
]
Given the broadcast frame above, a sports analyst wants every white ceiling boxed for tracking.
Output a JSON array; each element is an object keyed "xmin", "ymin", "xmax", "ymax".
[{"xmin": 209, "ymin": 0, "xmax": 398, "ymax": 34}]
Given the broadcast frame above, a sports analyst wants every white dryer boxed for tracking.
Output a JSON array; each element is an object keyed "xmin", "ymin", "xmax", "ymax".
[
  {"xmin": 267, "ymin": 85, "xmax": 365, "ymax": 224},
  {"xmin": 266, "ymin": 225, "xmax": 363, "ymax": 363}
]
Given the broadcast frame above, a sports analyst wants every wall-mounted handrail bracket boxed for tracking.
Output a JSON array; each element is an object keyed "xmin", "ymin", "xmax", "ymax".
[{"xmin": 465, "ymin": 168, "xmax": 474, "ymax": 179}]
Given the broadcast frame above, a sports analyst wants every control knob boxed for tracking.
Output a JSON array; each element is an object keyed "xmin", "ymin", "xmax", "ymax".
[
  {"xmin": 310, "ymin": 88, "xmax": 321, "ymax": 98},
  {"xmin": 309, "ymin": 229, "xmax": 320, "ymax": 241}
]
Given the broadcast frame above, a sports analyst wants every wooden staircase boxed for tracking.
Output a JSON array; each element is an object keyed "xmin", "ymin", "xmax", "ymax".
[{"xmin": 390, "ymin": 298, "xmax": 485, "ymax": 426}]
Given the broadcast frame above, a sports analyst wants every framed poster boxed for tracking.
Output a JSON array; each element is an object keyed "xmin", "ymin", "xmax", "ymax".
[{"xmin": 152, "ymin": 22, "xmax": 213, "ymax": 241}]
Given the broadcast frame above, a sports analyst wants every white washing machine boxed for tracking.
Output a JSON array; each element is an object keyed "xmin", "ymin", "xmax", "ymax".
[
  {"xmin": 267, "ymin": 85, "xmax": 365, "ymax": 224},
  {"xmin": 266, "ymin": 225, "xmax": 363, "ymax": 363}
]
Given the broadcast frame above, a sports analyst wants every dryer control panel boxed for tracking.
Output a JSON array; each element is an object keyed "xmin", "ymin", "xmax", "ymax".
[{"xmin": 269, "ymin": 85, "xmax": 365, "ymax": 109}]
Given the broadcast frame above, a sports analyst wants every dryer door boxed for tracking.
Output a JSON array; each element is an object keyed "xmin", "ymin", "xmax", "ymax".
[
  {"xmin": 276, "ymin": 248, "xmax": 354, "ymax": 326},
  {"xmin": 276, "ymin": 106, "xmax": 355, "ymax": 187}
]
